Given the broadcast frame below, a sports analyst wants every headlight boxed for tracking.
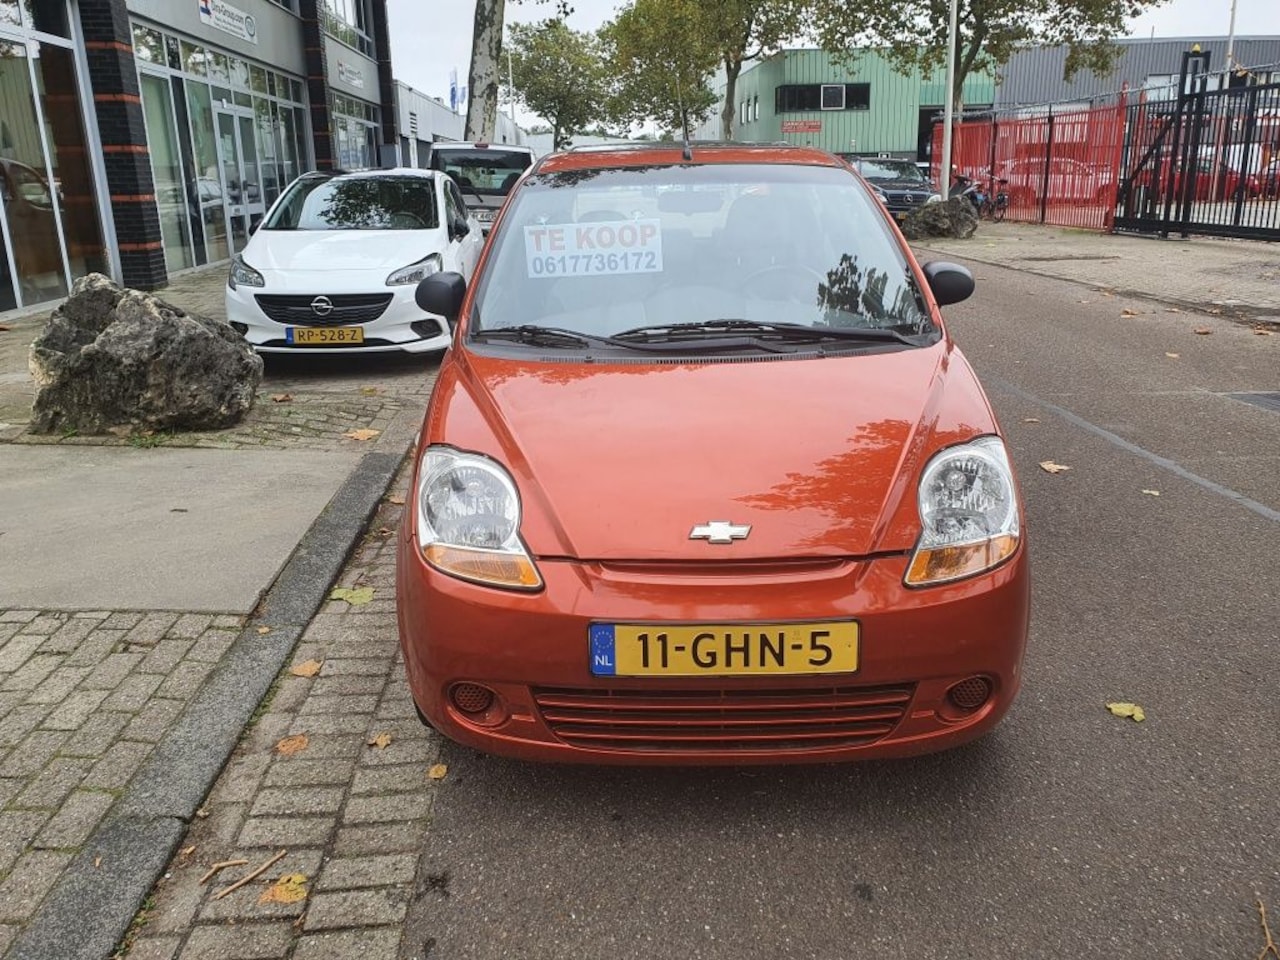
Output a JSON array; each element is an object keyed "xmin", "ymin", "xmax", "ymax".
[
  {"xmin": 415, "ymin": 447, "xmax": 541, "ymax": 590},
  {"xmin": 871, "ymin": 186, "xmax": 888, "ymax": 204},
  {"xmin": 387, "ymin": 253, "xmax": 442, "ymax": 286},
  {"xmin": 906, "ymin": 436, "xmax": 1020, "ymax": 587},
  {"xmin": 228, "ymin": 255, "xmax": 264, "ymax": 290},
  {"xmin": 927, "ymin": 193, "xmax": 942, "ymax": 204}
]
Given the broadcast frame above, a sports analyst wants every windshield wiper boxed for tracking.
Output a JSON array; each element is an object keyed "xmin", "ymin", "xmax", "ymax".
[
  {"xmin": 614, "ymin": 319, "xmax": 922, "ymax": 346},
  {"xmin": 470, "ymin": 324, "xmax": 794, "ymax": 354}
]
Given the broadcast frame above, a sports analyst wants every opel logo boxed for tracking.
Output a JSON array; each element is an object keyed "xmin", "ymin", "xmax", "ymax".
[{"xmin": 310, "ymin": 296, "xmax": 334, "ymax": 317}]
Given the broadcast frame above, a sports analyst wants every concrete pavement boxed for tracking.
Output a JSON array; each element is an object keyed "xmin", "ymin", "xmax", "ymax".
[{"xmin": 0, "ymin": 266, "xmax": 439, "ymax": 958}]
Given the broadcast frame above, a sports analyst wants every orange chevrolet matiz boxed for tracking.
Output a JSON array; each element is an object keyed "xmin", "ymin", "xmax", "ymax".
[{"xmin": 396, "ymin": 143, "xmax": 1029, "ymax": 765}]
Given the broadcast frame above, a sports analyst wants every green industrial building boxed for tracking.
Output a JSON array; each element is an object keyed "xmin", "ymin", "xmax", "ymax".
[{"xmin": 705, "ymin": 49, "xmax": 996, "ymax": 160}]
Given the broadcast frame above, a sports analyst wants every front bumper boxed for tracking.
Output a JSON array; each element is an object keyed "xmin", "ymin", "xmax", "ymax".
[
  {"xmin": 225, "ymin": 282, "xmax": 452, "ymax": 354},
  {"xmin": 396, "ymin": 536, "xmax": 1030, "ymax": 765}
]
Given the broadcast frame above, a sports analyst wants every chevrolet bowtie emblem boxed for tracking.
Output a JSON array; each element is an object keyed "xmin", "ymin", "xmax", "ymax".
[{"xmin": 689, "ymin": 521, "xmax": 751, "ymax": 544}]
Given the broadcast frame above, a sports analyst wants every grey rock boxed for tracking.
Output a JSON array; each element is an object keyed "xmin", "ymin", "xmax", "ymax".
[
  {"xmin": 900, "ymin": 197, "xmax": 979, "ymax": 240},
  {"xmin": 28, "ymin": 274, "xmax": 262, "ymax": 434}
]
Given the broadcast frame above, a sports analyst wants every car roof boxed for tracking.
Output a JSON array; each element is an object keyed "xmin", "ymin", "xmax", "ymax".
[
  {"xmin": 300, "ymin": 167, "xmax": 438, "ymax": 182},
  {"xmin": 432, "ymin": 142, "xmax": 534, "ymax": 153},
  {"xmin": 533, "ymin": 142, "xmax": 845, "ymax": 176}
]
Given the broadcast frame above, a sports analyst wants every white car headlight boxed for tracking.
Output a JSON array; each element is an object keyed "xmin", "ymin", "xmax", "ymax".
[
  {"xmin": 906, "ymin": 436, "xmax": 1020, "ymax": 586},
  {"xmin": 416, "ymin": 447, "xmax": 541, "ymax": 590},
  {"xmin": 228, "ymin": 255, "xmax": 264, "ymax": 290},
  {"xmin": 387, "ymin": 253, "xmax": 442, "ymax": 287},
  {"xmin": 927, "ymin": 193, "xmax": 942, "ymax": 204}
]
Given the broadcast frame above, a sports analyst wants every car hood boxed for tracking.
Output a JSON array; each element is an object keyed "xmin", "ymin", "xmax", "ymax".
[
  {"xmin": 246, "ymin": 229, "xmax": 446, "ymax": 273},
  {"xmin": 427, "ymin": 343, "xmax": 1000, "ymax": 561}
]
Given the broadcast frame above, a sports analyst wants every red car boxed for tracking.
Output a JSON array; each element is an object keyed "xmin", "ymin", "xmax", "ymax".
[{"xmin": 396, "ymin": 143, "xmax": 1030, "ymax": 765}]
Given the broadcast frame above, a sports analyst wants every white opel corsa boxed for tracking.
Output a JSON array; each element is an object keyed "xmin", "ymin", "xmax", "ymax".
[{"xmin": 225, "ymin": 168, "xmax": 485, "ymax": 354}]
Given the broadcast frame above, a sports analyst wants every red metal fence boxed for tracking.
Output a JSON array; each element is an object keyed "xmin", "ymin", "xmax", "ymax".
[{"xmin": 931, "ymin": 100, "xmax": 1130, "ymax": 231}]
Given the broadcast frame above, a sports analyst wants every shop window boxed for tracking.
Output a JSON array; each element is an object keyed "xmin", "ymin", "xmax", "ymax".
[
  {"xmin": 322, "ymin": 0, "xmax": 374, "ymax": 56},
  {"xmin": 0, "ymin": 1, "xmax": 18, "ymax": 28},
  {"xmin": 140, "ymin": 72, "xmax": 194, "ymax": 272},
  {"xmin": 182, "ymin": 41, "xmax": 207, "ymax": 76},
  {"xmin": 185, "ymin": 82, "xmax": 228, "ymax": 262},
  {"xmin": 776, "ymin": 83, "xmax": 870, "ymax": 113},
  {"xmin": 250, "ymin": 64, "xmax": 267, "ymax": 94},
  {"xmin": 132, "ymin": 25, "xmax": 164, "ymax": 64},
  {"xmin": 210, "ymin": 52, "xmax": 230, "ymax": 86},
  {"xmin": 230, "ymin": 57, "xmax": 249, "ymax": 90},
  {"xmin": 22, "ymin": 0, "xmax": 69, "ymax": 37}
]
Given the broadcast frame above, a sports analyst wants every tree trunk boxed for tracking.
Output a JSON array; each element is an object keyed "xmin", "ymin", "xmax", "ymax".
[
  {"xmin": 720, "ymin": 56, "xmax": 742, "ymax": 140},
  {"xmin": 465, "ymin": 0, "xmax": 505, "ymax": 142},
  {"xmin": 553, "ymin": 121, "xmax": 563, "ymax": 151}
]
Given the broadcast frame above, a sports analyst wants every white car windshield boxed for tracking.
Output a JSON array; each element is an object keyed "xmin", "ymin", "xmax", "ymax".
[
  {"xmin": 265, "ymin": 176, "xmax": 439, "ymax": 230},
  {"xmin": 470, "ymin": 163, "xmax": 933, "ymax": 337}
]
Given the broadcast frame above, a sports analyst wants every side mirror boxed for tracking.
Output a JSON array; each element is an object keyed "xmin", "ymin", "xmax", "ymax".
[
  {"xmin": 450, "ymin": 216, "xmax": 470, "ymax": 240},
  {"xmin": 416, "ymin": 272, "xmax": 467, "ymax": 324},
  {"xmin": 922, "ymin": 261, "xmax": 975, "ymax": 307}
]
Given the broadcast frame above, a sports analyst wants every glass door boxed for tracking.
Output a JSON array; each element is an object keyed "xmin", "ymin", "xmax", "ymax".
[
  {"xmin": 237, "ymin": 113, "xmax": 266, "ymax": 231},
  {"xmin": 216, "ymin": 108, "xmax": 264, "ymax": 254}
]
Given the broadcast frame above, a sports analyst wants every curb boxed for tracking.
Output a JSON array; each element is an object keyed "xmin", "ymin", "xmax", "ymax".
[{"xmin": 7, "ymin": 442, "xmax": 412, "ymax": 960}]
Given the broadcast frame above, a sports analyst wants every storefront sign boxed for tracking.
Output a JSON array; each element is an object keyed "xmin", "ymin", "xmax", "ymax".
[
  {"xmin": 781, "ymin": 120, "xmax": 822, "ymax": 134},
  {"xmin": 198, "ymin": 0, "xmax": 259, "ymax": 45},
  {"xmin": 337, "ymin": 60, "xmax": 365, "ymax": 90}
]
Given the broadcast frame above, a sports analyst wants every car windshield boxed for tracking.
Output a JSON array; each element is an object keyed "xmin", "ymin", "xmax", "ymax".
[
  {"xmin": 857, "ymin": 160, "xmax": 927, "ymax": 183},
  {"xmin": 469, "ymin": 162, "xmax": 934, "ymax": 341},
  {"xmin": 431, "ymin": 149, "xmax": 531, "ymax": 196},
  {"xmin": 264, "ymin": 176, "xmax": 439, "ymax": 230}
]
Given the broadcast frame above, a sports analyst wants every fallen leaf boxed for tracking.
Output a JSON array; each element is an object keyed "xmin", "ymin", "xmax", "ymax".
[
  {"xmin": 387, "ymin": 495, "xmax": 405, "ymax": 505},
  {"xmin": 343, "ymin": 428, "xmax": 381, "ymax": 442},
  {"xmin": 275, "ymin": 734, "xmax": 309, "ymax": 756},
  {"xmin": 1255, "ymin": 329, "xmax": 1274, "ymax": 336},
  {"xmin": 260, "ymin": 873, "xmax": 309, "ymax": 905},
  {"xmin": 195, "ymin": 807, "xmax": 209, "ymax": 819},
  {"xmin": 290, "ymin": 659, "xmax": 323, "ymax": 678},
  {"xmin": 94, "ymin": 857, "xmax": 102, "ymax": 868},
  {"xmin": 1107, "ymin": 701, "xmax": 1146, "ymax": 723},
  {"xmin": 1193, "ymin": 327, "xmax": 1213, "ymax": 335},
  {"xmin": 1120, "ymin": 308, "xmax": 1140, "ymax": 317},
  {"xmin": 0, "ymin": 323, "xmax": 11, "ymax": 331},
  {"xmin": 1165, "ymin": 352, "xmax": 1180, "ymax": 359},
  {"xmin": 181, "ymin": 845, "xmax": 196, "ymax": 857},
  {"xmin": 256, "ymin": 626, "xmax": 271, "ymax": 635},
  {"xmin": 1101, "ymin": 290, "xmax": 1115, "ymax": 297},
  {"xmin": 329, "ymin": 586, "xmax": 375, "ymax": 605},
  {"xmin": 427, "ymin": 763, "xmax": 449, "ymax": 781},
  {"xmin": 359, "ymin": 386, "xmax": 380, "ymax": 396},
  {"xmin": 367, "ymin": 732, "xmax": 392, "ymax": 750},
  {"xmin": 271, "ymin": 393, "xmax": 292, "ymax": 403},
  {"xmin": 1142, "ymin": 489, "xmax": 1160, "ymax": 497},
  {"xmin": 1022, "ymin": 417, "xmax": 1041, "ymax": 423},
  {"xmin": 1038, "ymin": 460, "xmax": 1071, "ymax": 474},
  {"xmin": 1207, "ymin": 307, "xmax": 1222, "ymax": 315},
  {"xmin": 1165, "ymin": 307, "xmax": 1181, "ymax": 313}
]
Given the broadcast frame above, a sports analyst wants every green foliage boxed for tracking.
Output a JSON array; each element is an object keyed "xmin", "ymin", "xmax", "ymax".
[
  {"xmin": 601, "ymin": 0, "xmax": 720, "ymax": 136},
  {"xmin": 508, "ymin": 19, "xmax": 609, "ymax": 150},
  {"xmin": 807, "ymin": 0, "xmax": 1169, "ymax": 108}
]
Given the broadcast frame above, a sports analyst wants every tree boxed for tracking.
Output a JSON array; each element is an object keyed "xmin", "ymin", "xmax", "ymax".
[
  {"xmin": 508, "ymin": 19, "xmax": 608, "ymax": 150},
  {"xmin": 807, "ymin": 0, "xmax": 1168, "ymax": 112},
  {"xmin": 701, "ymin": 0, "xmax": 808, "ymax": 140},
  {"xmin": 602, "ymin": 0, "xmax": 720, "ymax": 137},
  {"xmin": 464, "ymin": 0, "xmax": 571, "ymax": 142}
]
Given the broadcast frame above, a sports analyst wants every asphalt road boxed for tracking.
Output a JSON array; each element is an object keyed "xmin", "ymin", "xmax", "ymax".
[{"xmin": 399, "ymin": 261, "xmax": 1280, "ymax": 960}]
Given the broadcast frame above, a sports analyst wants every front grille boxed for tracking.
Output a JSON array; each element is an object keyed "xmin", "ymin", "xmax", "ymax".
[
  {"xmin": 533, "ymin": 683, "xmax": 915, "ymax": 753},
  {"xmin": 254, "ymin": 293, "xmax": 393, "ymax": 327}
]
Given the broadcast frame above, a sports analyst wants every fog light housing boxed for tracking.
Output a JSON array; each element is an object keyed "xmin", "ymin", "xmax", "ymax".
[
  {"xmin": 947, "ymin": 676, "xmax": 993, "ymax": 712},
  {"xmin": 450, "ymin": 682, "xmax": 496, "ymax": 716}
]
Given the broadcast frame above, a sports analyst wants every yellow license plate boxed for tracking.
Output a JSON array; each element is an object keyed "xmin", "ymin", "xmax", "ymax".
[
  {"xmin": 287, "ymin": 326, "xmax": 364, "ymax": 345},
  {"xmin": 589, "ymin": 622, "xmax": 859, "ymax": 677}
]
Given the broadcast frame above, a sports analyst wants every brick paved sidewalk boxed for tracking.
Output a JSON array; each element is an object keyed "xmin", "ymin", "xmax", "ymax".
[
  {"xmin": 118, "ymin": 468, "xmax": 440, "ymax": 960},
  {"xmin": 0, "ymin": 612, "xmax": 245, "ymax": 955}
]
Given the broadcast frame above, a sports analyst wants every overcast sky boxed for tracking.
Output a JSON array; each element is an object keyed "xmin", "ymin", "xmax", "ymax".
[{"xmin": 387, "ymin": 0, "xmax": 1275, "ymax": 111}]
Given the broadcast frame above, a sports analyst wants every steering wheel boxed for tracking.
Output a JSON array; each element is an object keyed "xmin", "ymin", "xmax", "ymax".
[
  {"xmin": 741, "ymin": 263, "xmax": 827, "ymax": 300},
  {"xmin": 387, "ymin": 211, "xmax": 426, "ymax": 229}
]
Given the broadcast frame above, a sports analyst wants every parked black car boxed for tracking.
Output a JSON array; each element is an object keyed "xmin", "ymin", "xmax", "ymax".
[{"xmin": 844, "ymin": 156, "xmax": 942, "ymax": 222}]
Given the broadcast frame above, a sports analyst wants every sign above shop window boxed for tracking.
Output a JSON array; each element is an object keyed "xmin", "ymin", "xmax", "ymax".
[
  {"xmin": 781, "ymin": 120, "xmax": 822, "ymax": 134},
  {"xmin": 198, "ymin": 0, "xmax": 259, "ymax": 45},
  {"xmin": 337, "ymin": 60, "xmax": 365, "ymax": 90}
]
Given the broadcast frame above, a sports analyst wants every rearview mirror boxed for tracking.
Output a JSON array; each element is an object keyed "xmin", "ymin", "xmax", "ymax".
[
  {"xmin": 450, "ymin": 216, "xmax": 470, "ymax": 240},
  {"xmin": 416, "ymin": 272, "xmax": 467, "ymax": 324},
  {"xmin": 922, "ymin": 261, "xmax": 975, "ymax": 307}
]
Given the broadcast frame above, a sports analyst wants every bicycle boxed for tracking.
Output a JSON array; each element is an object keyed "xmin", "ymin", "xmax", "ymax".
[{"xmin": 977, "ymin": 178, "xmax": 1010, "ymax": 221}]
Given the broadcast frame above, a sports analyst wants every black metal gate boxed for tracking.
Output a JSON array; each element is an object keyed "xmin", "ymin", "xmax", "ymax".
[{"xmin": 1115, "ymin": 50, "xmax": 1280, "ymax": 241}]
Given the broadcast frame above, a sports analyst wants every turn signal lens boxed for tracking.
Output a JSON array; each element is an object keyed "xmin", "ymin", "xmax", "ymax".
[
  {"xmin": 906, "ymin": 534, "xmax": 1019, "ymax": 586},
  {"xmin": 423, "ymin": 544, "xmax": 542, "ymax": 590}
]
